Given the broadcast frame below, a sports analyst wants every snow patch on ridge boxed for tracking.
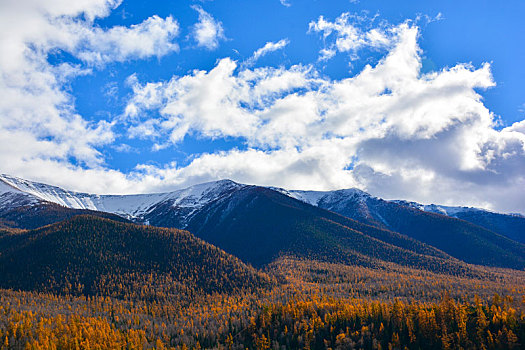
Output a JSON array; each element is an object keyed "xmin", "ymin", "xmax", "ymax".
[
  {"xmin": 0, "ymin": 174, "xmax": 243, "ymax": 221},
  {"xmin": 284, "ymin": 187, "xmax": 372, "ymax": 206},
  {"xmin": 2, "ymin": 174, "xmax": 521, "ymax": 223},
  {"xmin": 391, "ymin": 199, "xmax": 491, "ymax": 217}
]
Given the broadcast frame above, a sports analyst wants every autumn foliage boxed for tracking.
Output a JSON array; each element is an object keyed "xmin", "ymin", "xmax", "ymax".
[{"xmin": 0, "ymin": 216, "xmax": 523, "ymax": 348}]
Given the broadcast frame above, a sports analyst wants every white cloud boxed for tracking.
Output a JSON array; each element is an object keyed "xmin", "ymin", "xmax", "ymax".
[
  {"xmin": 71, "ymin": 15, "xmax": 180, "ymax": 65},
  {"xmin": 123, "ymin": 21, "xmax": 525, "ymax": 213},
  {"xmin": 125, "ymin": 58, "xmax": 320, "ymax": 146},
  {"xmin": 0, "ymin": 0, "xmax": 179, "ymax": 189},
  {"xmin": 1, "ymin": 4, "xmax": 524, "ymax": 214},
  {"xmin": 191, "ymin": 6, "xmax": 225, "ymax": 50},
  {"xmin": 309, "ymin": 12, "xmax": 397, "ymax": 60},
  {"xmin": 505, "ymin": 120, "xmax": 525, "ymax": 134},
  {"xmin": 245, "ymin": 39, "xmax": 290, "ymax": 66},
  {"xmin": 318, "ymin": 48, "xmax": 336, "ymax": 61},
  {"xmin": 279, "ymin": 0, "xmax": 291, "ymax": 7}
]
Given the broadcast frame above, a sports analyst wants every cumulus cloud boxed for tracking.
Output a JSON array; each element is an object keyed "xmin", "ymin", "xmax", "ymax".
[
  {"xmin": 245, "ymin": 39, "xmax": 290, "ymax": 67},
  {"xmin": 191, "ymin": 6, "xmax": 225, "ymax": 50},
  {"xmin": 309, "ymin": 12, "xmax": 397, "ymax": 60},
  {"xmin": 2, "ymin": 3, "xmax": 524, "ymax": 214},
  {"xmin": 505, "ymin": 120, "xmax": 525, "ymax": 134},
  {"xmin": 125, "ymin": 59, "xmax": 321, "ymax": 146},
  {"xmin": 123, "ymin": 21, "xmax": 525, "ymax": 213},
  {"xmin": 71, "ymin": 15, "xmax": 179, "ymax": 65},
  {"xmin": 0, "ymin": 0, "xmax": 179, "ymax": 189}
]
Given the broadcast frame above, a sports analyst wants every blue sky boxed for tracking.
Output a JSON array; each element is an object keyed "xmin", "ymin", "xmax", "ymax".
[{"xmin": 1, "ymin": 0, "xmax": 524, "ymax": 213}]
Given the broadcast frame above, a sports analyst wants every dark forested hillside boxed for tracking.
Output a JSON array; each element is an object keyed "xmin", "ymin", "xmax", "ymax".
[
  {"xmin": 313, "ymin": 195, "xmax": 525, "ymax": 269},
  {"xmin": 180, "ymin": 186, "xmax": 514, "ymax": 274},
  {"xmin": 0, "ymin": 215, "xmax": 271, "ymax": 298},
  {"xmin": 452, "ymin": 210, "xmax": 525, "ymax": 244},
  {"xmin": 0, "ymin": 201, "xmax": 130, "ymax": 229}
]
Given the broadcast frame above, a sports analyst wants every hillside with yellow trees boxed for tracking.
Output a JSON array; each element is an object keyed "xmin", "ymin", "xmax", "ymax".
[
  {"xmin": 0, "ymin": 264, "xmax": 523, "ymax": 349},
  {"xmin": 0, "ymin": 214, "xmax": 523, "ymax": 348}
]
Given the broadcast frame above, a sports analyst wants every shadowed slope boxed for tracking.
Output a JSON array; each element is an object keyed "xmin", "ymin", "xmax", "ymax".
[
  {"xmin": 0, "ymin": 215, "xmax": 271, "ymax": 298},
  {"xmin": 0, "ymin": 201, "xmax": 130, "ymax": 229},
  {"xmin": 291, "ymin": 190, "xmax": 525, "ymax": 269},
  {"xmin": 182, "ymin": 187, "xmax": 495, "ymax": 274}
]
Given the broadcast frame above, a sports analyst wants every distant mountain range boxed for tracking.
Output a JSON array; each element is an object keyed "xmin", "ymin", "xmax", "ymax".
[
  {"xmin": 0, "ymin": 174, "xmax": 242, "ymax": 225},
  {"xmin": 1, "ymin": 174, "xmax": 524, "ymax": 271},
  {"xmin": 278, "ymin": 187, "xmax": 525, "ymax": 244}
]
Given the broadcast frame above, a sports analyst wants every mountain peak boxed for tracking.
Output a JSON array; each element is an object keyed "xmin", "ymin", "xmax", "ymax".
[
  {"xmin": 281, "ymin": 187, "xmax": 373, "ymax": 207},
  {"xmin": 0, "ymin": 174, "xmax": 248, "ymax": 225},
  {"xmin": 163, "ymin": 179, "xmax": 244, "ymax": 208},
  {"xmin": 184, "ymin": 178, "xmax": 241, "ymax": 190}
]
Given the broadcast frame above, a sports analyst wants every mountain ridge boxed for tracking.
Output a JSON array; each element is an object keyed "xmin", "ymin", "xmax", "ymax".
[
  {"xmin": 1, "ymin": 174, "xmax": 524, "ymax": 268},
  {"xmin": 2, "ymin": 173, "xmax": 522, "ymax": 219}
]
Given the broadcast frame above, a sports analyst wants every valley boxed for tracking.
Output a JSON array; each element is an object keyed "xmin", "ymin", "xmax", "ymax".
[{"xmin": 0, "ymin": 175, "xmax": 524, "ymax": 348}]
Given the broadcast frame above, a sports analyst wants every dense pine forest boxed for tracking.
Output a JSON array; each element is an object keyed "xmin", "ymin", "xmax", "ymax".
[{"xmin": 0, "ymin": 215, "xmax": 524, "ymax": 349}]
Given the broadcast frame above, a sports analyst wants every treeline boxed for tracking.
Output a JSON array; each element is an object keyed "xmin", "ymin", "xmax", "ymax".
[
  {"xmin": 244, "ymin": 293, "xmax": 524, "ymax": 349},
  {"xmin": 0, "ymin": 288, "xmax": 523, "ymax": 349}
]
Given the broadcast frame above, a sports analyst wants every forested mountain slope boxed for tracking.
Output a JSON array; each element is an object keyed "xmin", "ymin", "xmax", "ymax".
[
  {"xmin": 181, "ymin": 186, "xmax": 525, "ymax": 271},
  {"xmin": 0, "ymin": 215, "xmax": 271, "ymax": 297},
  {"xmin": 2, "ymin": 174, "xmax": 524, "ymax": 270},
  {"xmin": 282, "ymin": 188, "xmax": 525, "ymax": 268}
]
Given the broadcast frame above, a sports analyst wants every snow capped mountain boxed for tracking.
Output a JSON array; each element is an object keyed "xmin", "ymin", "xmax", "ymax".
[
  {"xmin": 282, "ymin": 185, "xmax": 524, "ymax": 222},
  {"xmin": 280, "ymin": 187, "xmax": 392, "ymax": 229},
  {"xmin": 138, "ymin": 179, "xmax": 245, "ymax": 227},
  {"xmin": 3, "ymin": 173, "xmax": 516, "ymax": 221},
  {"xmin": 0, "ymin": 177, "xmax": 41, "ymax": 209},
  {"xmin": 391, "ymin": 199, "xmax": 494, "ymax": 217},
  {"xmin": 1, "ymin": 174, "xmax": 523, "ymax": 243},
  {"xmin": 0, "ymin": 174, "xmax": 167, "ymax": 217},
  {"xmin": 0, "ymin": 173, "xmax": 518, "ymax": 222},
  {"xmin": 274, "ymin": 187, "xmax": 399, "ymax": 227},
  {"xmin": 0, "ymin": 174, "xmax": 244, "ymax": 224},
  {"xmin": 281, "ymin": 187, "xmax": 525, "ymax": 244},
  {"xmin": 272, "ymin": 187, "xmax": 371, "ymax": 207}
]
